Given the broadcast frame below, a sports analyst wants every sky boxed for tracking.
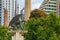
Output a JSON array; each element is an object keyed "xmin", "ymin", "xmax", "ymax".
[{"xmin": 18, "ymin": 0, "xmax": 44, "ymax": 10}]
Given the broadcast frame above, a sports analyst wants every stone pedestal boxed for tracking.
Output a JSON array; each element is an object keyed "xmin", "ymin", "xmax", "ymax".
[
  {"xmin": 12, "ymin": 31, "xmax": 24, "ymax": 40},
  {"xmin": 11, "ymin": 30, "xmax": 27, "ymax": 40}
]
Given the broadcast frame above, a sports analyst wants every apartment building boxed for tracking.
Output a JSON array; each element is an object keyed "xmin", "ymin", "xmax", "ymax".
[
  {"xmin": 40, "ymin": 0, "xmax": 60, "ymax": 15},
  {"xmin": 0, "ymin": 0, "xmax": 19, "ymax": 25}
]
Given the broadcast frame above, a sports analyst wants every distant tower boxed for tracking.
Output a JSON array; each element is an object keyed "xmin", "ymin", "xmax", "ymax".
[
  {"xmin": 15, "ymin": 0, "xmax": 19, "ymax": 15},
  {"xmin": 4, "ymin": 9, "xmax": 8, "ymax": 28},
  {"xmin": 25, "ymin": 0, "xmax": 31, "ymax": 21}
]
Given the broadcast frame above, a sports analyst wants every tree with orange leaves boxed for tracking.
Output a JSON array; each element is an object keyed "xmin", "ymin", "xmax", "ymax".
[{"xmin": 30, "ymin": 9, "xmax": 47, "ymax": 18}]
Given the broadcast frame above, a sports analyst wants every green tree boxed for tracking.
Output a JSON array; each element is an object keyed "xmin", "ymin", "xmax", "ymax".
[
  {"xmin": 0, "ymin": 25, "xmax": 12, "ymax": 40},
  {"xmin": 23, "ymin": 13, "xmax": 60, "ymax": 40}
]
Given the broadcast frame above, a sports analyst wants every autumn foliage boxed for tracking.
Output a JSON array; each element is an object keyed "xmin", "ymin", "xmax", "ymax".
[{"xmin": 30, "ymin": 9, "xmax": 47, "ymax": 18}]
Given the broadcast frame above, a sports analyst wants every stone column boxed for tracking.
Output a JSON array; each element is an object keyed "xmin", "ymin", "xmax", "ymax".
[
  {"xmin": 4, "ymin": 9, "xmax": 8, "ymax": 28},
  {"xmin": 25, "ymin": 0, "xmax": 31, "ymax": 21}
]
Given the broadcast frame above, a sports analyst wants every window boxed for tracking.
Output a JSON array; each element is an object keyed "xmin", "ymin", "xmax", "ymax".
[
  {"xmin": 0, "ymin": 4, "xmax": 1, "ymax": 6},
  {"xmin": 45, "ymin": 8, "xmax": 56, "ymax": 10},
  {"xmin": 48, "ymin": 5, "xmax": 56, "ymax": 7},
  {"xmin": 48, "ymin": 2, "xmax": 56, "ymax": 4}
]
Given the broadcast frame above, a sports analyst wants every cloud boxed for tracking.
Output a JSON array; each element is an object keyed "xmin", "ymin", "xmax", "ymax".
[
  {"xmin": 31, "ymin": 0, "xmax": 44, "ymax": 10},
  {"xmin": 32, "ymin": 3, "xmax": 41, "ymax": 10}
]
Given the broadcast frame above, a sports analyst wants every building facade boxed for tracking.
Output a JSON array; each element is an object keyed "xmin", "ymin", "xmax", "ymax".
[
  {"xmin": 15, "ymin": 0, "xmax": 19, "ymax": 15},
  {"xmin": 0, "ymin": 0, "xmax": 17, "ymax": 25},
  {"xmin": 40, "ymin": 0, "xmax": 60, "ymax": 15}
]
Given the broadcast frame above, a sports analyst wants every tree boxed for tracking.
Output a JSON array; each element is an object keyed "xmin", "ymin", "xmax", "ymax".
[
  {"xmin": 23, "ymin": 13, "xmax": 60, "ymax": 40},
  {"xmin": 0, "ymin": 25, "xmax": 12, "ymax": 40},
  {"xmin": 30, "ymin": 9, "xmax": 47, "ymax": 18}
]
